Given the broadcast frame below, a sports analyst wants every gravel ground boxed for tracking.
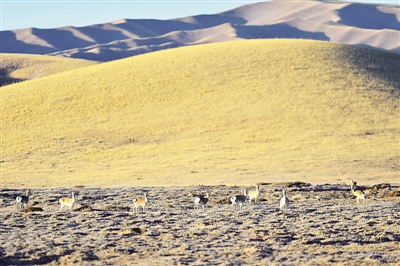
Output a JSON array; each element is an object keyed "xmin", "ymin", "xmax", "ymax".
[{"xmin": 1, "ymin": 183, "xmax": 399, "ymax": 265}]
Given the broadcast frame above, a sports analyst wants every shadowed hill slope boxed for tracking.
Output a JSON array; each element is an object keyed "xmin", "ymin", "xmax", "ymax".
[
  {"xmin": 1, "ymin": 0, "xmax": 399, "ymax": 61},
  {"xmin": 0, "ymin": 53, "xmax": 99, "ymax": 86},
  {"xmin": 1, "ymin": 39, "xmax": 399, "ymax": 188}
]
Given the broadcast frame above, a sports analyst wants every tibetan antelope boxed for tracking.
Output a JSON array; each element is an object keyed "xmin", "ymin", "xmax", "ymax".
[
  {"xmin": 350, "ymin": 182, "xmax": 367, "ymax": 204},
  {"xmin": 194, "ymin": 192, "xmax": 211, "ymax": 211},
  {"xmin": 230, "ymin": 189, "xmax": 248, "ymax": 210},
  {"xmin": 280, "ymin": 189, "xmax": 289, "ymax": 212},
  {"xmin": 248, "ymin": 184, "xmax": 260, "ymax": 204},
  {"xmin": 16, "ymin": 189, "xmax": 31, "ymax": 210},
  {"xmin": 59, "ymin": 191, "xmax": 77, "ymax": 211},
  {"xmin": 133, "ymin": 193, "xmax": 148, "ymax": 213}
]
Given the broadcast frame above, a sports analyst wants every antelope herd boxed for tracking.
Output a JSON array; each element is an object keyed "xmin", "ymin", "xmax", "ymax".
[{"xmin": 13, "ymin": 181, "xmax": 391, "ymax": 213}]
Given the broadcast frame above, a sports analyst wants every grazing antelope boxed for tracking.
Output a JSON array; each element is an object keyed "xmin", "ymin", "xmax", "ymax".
[
  {"xmin": 350, "ymin": 184, "xmax": 367, "ymax": 204},
  {"xmin": 280, "ymin": 189, "xmax": 289, "ymax": 212},
  {"xmin": 59, "ymin": 191, "xmax": 76, "ymax": 211},
  {"xmin": 133, "ymin": 193, "xmax": 148, "ymax": 213},
  {"xmin": 230, "ymin": 189, "xmax": 248, "ymax": 210},
  {"xmin": 194, "ymin": 192, "xmax": 211, "ymax": 211},
  {"xmin": 248, "ymin": 184, "xmax": 260, "ymax": 204},
  {"xmin": 16, "ymin": 189, "xmax": 31, "ymax": 210},
  {"xmin": 349, "ymin": 181, "xmax": 376, "ymax": 195}
]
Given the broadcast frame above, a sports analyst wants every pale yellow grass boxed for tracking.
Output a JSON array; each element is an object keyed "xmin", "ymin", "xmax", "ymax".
[
  {"xmin": 1, "ymin": 39, "xmax": 399, "ymax": 188},
  {"xmin": 0, "ymin": 53, "xmax": 98, "ymax": 85}
]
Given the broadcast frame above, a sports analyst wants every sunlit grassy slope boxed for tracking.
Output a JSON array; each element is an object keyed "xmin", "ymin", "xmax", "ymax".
[
  {"xmin": 0, "ymin": 53, "xmax": 99, "ymax": 86},
  {"xmin": 1, "ymin": 39, "xmax": 399, "ymax": 188}
]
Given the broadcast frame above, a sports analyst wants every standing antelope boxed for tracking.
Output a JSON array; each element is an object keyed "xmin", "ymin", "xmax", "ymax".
[
  {"xmin": 59, "ymin": 191, "xmax": 76, "ymax": 211},
  {"xmin": 230, "ymin": 189, "xmax": 248, "ymax": 210},
  {"xmin": 350, "ymin": 184, "xmax": 367, "ymax": 204},
  {"xmin": 248, "ymin": 184, "xmax": 260, "ymax": 204},
  {"xmin": 280, "ymin": 189, "xmax": 289, "ymax": 212},
  {"xmin": 194, "ymin": 192, "xmax": 211, "ymax": 211},
  {"xmin": 16, "ymin": 189, "xmax": 31, "ymax": 210},
  {"xmin": 133, "ymin": 193, "xmax": 148, "ymax": 213}
]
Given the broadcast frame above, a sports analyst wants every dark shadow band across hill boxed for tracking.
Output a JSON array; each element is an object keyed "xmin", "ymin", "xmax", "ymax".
[
  {"xmin": 338, "ymin": 45, "xmax": 400, "ymax": 97},
  {"xmin": 0, "ymin": 76, "xmax": 26, "ymax": 87},
  {"xmin": 0, "ymin": 64, "xmax": 26, "ymax": 87}
]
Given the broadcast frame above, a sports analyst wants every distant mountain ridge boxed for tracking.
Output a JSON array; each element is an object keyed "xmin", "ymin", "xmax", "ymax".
[{"xmin": 1, "ymin": 0, "xmax": 399, "ymax": 61}]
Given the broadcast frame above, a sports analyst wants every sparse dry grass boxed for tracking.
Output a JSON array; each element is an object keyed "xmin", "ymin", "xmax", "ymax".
[
  {"xmin": 1, "ymin": 39, "xmax": 399, "ymax": 188},
  {"xmin": 0, "ymin": 53, "xmax": 99, "ymax": 86}
]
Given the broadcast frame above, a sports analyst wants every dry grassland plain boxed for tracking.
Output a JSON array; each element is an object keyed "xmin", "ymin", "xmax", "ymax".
[{"xmin": 1, "ymin": 39, "xmax": 399, "ymax": 188}]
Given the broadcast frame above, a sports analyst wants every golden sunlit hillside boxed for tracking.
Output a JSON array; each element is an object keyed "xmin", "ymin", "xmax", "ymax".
[
  {"xmin": 0, "ymin": 53, "xmax": 99, "ymax": 86},
  {"xmin": 1, "ymin": 39, "xmax": 399, "ymax": 188}
]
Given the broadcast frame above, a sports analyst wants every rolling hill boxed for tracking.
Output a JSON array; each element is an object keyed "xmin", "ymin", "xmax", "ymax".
[
  {"xmin": 0, "ymin": 53, "xmax": 99, "ymax": 86},
  {"xmin": 1, "ymin": 39, "xmax": 399, "ymax": 188},
  {"xmin": 1, "ymin": 0, "xmax": 399, "ymax": 61}
]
